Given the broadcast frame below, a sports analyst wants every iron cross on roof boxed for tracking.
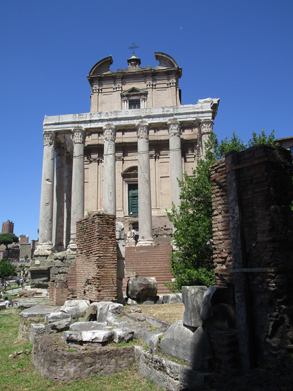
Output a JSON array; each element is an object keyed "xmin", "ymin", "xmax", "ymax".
[{"xmin": 128, "ymin": 43, "xmax": 139, "ymax": 55}]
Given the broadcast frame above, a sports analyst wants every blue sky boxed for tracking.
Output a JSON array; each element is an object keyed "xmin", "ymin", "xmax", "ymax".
[{"xmin": 0, "ymin": 0, "xmax": 292, "ymax": 241}]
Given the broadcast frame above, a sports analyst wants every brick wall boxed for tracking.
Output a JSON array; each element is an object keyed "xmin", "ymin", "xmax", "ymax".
[
  {"xmin": 75, "ymin": 213, "xmax": 117, "ymax": 301},
  {"xmin": 211, "ymin": 157, "xmax": 233, "ymax": 286},
  {"xmin": 211, "ymin": 145, "xmax": 293, "ymax": 360}
]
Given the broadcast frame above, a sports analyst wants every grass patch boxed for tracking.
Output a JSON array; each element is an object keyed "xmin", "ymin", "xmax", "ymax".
[{"xmin": 0, "ymin": 311, "xmax": 162, "ymax": 390}]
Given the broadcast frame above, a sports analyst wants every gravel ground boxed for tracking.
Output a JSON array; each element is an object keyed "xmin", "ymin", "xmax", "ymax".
[{"xmin": 124, "ymin": 302, "xmax": 184, "ymax": 324}]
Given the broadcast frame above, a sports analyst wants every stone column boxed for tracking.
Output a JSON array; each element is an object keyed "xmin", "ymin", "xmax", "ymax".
[
  {"xmin": 54, "ymin": 139, "xmax": 66, "ymax": 251},
  {"xmin": 64, "ymin": 151, "xmax": 72, "ymax": 249},
  {"xmin": 35, "ymin": 131, "xmax": 56, "ymax": 255},
  {"xmin": 137, "ymin": 121, "xmax": 154, "ymax": 246},
  {"xmin": 68, "ymin": 127, "xmax": 85, "ymax": 252},
  {"xmin": 199, "ymin": 120, "xmax": 213, "ymax": 158},
  {"xmin": 168, "ymin": 119, "xmax": 183, "ymax": 209},
  {"xmin": 103, "ymin": 123, "xmax": 116, "ymax": 215}
]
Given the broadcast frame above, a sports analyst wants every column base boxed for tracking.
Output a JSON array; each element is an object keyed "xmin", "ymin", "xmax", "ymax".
[
  {"xmin": 67, "ymin": 241, "xmax": 77, "ymax": 253},
  {"xmin": 34, "ymin": 242, "xmax": 54, "ymax": 256},
  {"xmin": 137, "ymin": 238, "xmax": 154, "ymax": 247}
]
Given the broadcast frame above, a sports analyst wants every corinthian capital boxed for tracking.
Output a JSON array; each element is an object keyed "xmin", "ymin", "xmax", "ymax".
[
  {"xmin": 137, "ymin": 121, "xmax": 149, "ymax": 140},
  {"xmin": 103, "ymin": 123, "xmax": 116, "ymax": 142},
  {"xmin": 43, "ymin": 132, "xmax": 56, "ymax": 147},
  {"xmin": 72, "ymin": 127, "xmax": 85, "ymax": 144},
  {"xmin": 168, "ymin": 119, "xmax": 181, "ymax": 137},
  {"xmin": 200, "ymin": 121, "xmax": 213, "ymax": 135}
]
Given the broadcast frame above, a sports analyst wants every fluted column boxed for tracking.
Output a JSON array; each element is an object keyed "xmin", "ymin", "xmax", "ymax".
[
  {"xmin": 54, "ymin": 140, "xmax": 66, "ymax": 251},
  {"xmin": 137, "ymin": 121, "xmax": 154, "ymax": 246},
  {"xmin": 168, "ymin": 119, "xmax": 183, "ymax": 209},
  {"xmin": 103, "ymin": 123, "xmax": 116, "ymax": 215},
  {"xmin": 35, "ymin": 131, "xmax": 56, "ymax": 255},
  {"xmin": 199, "ymin": 120, "xmax": 213, "ymax": 158},
  {"xmin": 64, "ymin": 152, "xmax": 72, "ymax": 249},
  {"xmin": 68, "ymin": 127, "xmax": 85, "ymax": 252}
]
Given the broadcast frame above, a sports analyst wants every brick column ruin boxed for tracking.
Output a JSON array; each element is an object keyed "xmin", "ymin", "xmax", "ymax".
[{"xmin": 211, "ymin": 145, "xmax": 293, "ymax": 365}]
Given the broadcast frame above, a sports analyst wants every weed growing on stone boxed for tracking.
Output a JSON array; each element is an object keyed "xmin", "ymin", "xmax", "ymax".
[
  {"xmin": 112, "ymin": 340, "xmax": 137, "ymax": 348},
  {"xmin": 0, "ymin": 311, "xmax": 162, "ymax": 391}
]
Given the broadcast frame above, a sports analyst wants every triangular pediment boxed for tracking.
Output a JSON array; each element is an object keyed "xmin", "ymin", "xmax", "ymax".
[{"xmin": 121, "ymin": 87, "xmax": 147, "ymax": 97}]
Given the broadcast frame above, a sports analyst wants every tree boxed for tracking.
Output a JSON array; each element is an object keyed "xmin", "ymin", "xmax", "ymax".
[
  {"xmin": 248, "ymin": 129, "xmax": 278, "ymax": 148},
  {"xmin": 0, "ymin": 233, "xmax": 19, "ymax": 247},
  {"xmin": 167, "ymin": 129, "xmax": 278, "ymax": 291},
  {"xmin": 0, "ymin": 259, "xmax": 16, "ymax": 279},
  {"xmin": 213, "ymin": 131, "xmax": 247, "ymax": 159},
  {"xmin": 0, "ymin": 233, "xmax": 19, "ymax": 259}
]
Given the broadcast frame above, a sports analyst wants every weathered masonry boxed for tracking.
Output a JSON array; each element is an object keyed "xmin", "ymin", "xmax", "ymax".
[
  {"xmin": 34, "ymin": 52, "xmax": 220, "ymax": 256},
  {"xmin": 211, "ymin": 145, "xmax": 293, "ymax": 367}
]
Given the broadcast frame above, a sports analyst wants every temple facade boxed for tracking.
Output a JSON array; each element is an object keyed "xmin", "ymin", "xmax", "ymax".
[{"xmin": 35, "ymin": 52, "xmax": 220, "ymax": 255}]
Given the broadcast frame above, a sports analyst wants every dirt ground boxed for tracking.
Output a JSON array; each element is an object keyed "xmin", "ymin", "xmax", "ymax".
[{"xmin": 124, "ymin": 303, "xmax": 184, "ymax": 324}]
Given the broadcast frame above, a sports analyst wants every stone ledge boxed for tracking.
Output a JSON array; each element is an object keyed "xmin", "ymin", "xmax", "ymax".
[
  {"xmin": 134, "ymin": 346, "xmax": 210, "ymax": 391},
  {"xmin": 32, "ymin": 334, "xmax": 135, "ymax": 381}
]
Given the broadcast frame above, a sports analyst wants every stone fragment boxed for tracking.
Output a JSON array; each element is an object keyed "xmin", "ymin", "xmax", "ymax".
[
  {"xmin": 59, "ymin": 300, "xmax": 90, "ymax": 318},
  {"xmin": 83, "ymin": 304, "xmax": 97, "ymax": 322},
  {"xmin": 81, "ymin": 330, "xmax": 114, "ymax": 343},
  {"xmin": 160, "ymin": 320, "xmax": 211, "ymax": 370},
  {"xmin": 200, "ymin": 286, "xmax": 233, "ymax": 322},
  {"xmin": 15, "ymin": 301, "xmax": 38, "ymax": 309},
  {"xmin": 130, "ymin": 307, "xmax": 142, "ymax": 313},
  {"xmin": 127, "ymin": 298, "xmax": 138, "ymax": 305},
  {"xmin": 30, "ymin": 324, "xmax": 46, "ymax": 343},
  {"xmin": 63, "ymin": 330, "xmax": 81, "ymax": 342},
  {"xmin": 47, "ymin": 318, "xmax": 72, "ymax": 332},
  {"xmin": 45, "ymin": 311, "xmax": 72, "ymax": 324},
  {"xmin": 182, "ymin": 286, "xmax": 207, "ymax": 328},
  {"xmin": 64, "ymin": 329, "xmax": 114, "ymax": 344},
  {"xmin": 127, "ymin": 277, "xmax": 157, "ymax": 301},
  {"xmin": 113, "ymin": 328, "xmax": 134, "ymax": 343},
  {"xmin": 148, "ymin": 333, "xmax": 164, "ymax": 354},
  {"xmin": 159, "ymin": 293, "xmax": 182, "ymax": 304},
  {"xmin": 93, "ymin": 302, "xmax": 124, "ymax": 324},
  {"xmin": 19, "ymin": 305, "xmax": 57, "ymax": 318},
  {"xmin": 0, "ymin": 303, "xmax": 6, "ymax": 310},
  {"xmin": 106, "ymin": 303, "xmax": 124, "ymax": 324},
  {"xmin": 70, "ymin": 321, "xmax": 109, "ymax": 332}
]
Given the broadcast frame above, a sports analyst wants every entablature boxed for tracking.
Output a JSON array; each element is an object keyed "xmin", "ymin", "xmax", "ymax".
[{"xmin": 43, "ymin": 98, "xmax": 220, "ymax": 134}]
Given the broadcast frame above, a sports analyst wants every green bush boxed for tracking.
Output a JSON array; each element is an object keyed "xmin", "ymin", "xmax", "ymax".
[{"xmin": 0, "ymin": 260, "xmax": 16, "ymax": 279}]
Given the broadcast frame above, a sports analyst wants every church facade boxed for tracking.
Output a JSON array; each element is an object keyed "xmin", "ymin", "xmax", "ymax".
[{"xmin": 35, "ymin": 52, "xmax": 220, "ymax": 255}]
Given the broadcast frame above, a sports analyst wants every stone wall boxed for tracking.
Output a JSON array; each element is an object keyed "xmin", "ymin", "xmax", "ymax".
[
  {"xmin": 75, "ymin": 212, "xmax": 117, "ymax": 301},
  {"xmin": 32, "ymin": 334, "xmax": 135, "ymax": 381},
  {"xmin": 211, "ymin": 145, "xmax": 293, "ymax": 362},
  {"xmin": 19, "ymin": 243, "xmax": 31, "ymax": 260}
]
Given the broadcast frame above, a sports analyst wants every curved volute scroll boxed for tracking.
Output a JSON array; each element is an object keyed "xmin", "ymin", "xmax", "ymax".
[
  {"xmin": 88, "ymin": 56, "xmax": 113, "ymax": 77},
  {"xmin": 154, "ymin": 52, "xmax": 179, "ymax": 68}
]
